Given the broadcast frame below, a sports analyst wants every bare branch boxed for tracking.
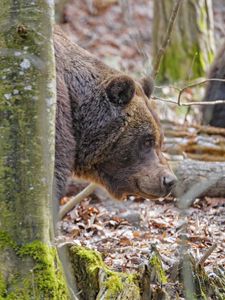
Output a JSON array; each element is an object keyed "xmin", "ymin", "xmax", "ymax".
[
  {"xmin": 152, "ymin": 78, "xmax": 225, "ymax": 106},
  {"xmin": 152, "ymin": 96, "xmax": 225, "ymax": 106},
  {"xmin": 180, "ymin": 100, "xmax": 225, "ymax": 106},
  {"xmin": 59, "ymin": 183, "xmax": 98, "ymax": 219},
  {"xmin": 178, "ymin": 78, "xmax": 225, "ymax": 106},
  {"xmin": 152, "ymin": 0, "xmax": 183, "ymax": 79},
  {"xmin": 152, "ymin": 96, "xmax": 177, "ymax": 105},
  {"xmin": 197, "ymin": 244, "xmax": 217, "ymax": 267}
]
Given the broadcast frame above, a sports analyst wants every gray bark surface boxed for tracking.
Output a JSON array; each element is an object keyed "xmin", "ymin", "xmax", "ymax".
[{"xmin": 0, "ymin": 1, "xmax": 69, "ymax": 298}]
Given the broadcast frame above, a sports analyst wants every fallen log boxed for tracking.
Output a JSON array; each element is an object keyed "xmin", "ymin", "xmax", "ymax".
[
  {"xmin": 163, "ymin": 121, "xmax": 225, "ymax": 198},
  {"xmin": 164, "ymin": 125, "xmax": 225, "ymax": 162},
  {"xmin": 170, "ymin": 158, "xmax": 225, "ymax": 198}
]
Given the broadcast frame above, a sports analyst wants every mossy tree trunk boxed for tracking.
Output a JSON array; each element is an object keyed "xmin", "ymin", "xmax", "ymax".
[
  {"xmin": 153, "ymin": 0, "xmax": 215, "ymax": 82},
  {"xmin": 0, "ymin": 1, "xmax": 69, "ymax": 298}
]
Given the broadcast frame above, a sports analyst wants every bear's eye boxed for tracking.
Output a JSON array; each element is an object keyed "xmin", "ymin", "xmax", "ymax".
[{"xmin": 142, "ymin": 135, "xmax": 154, "ymax": 148}]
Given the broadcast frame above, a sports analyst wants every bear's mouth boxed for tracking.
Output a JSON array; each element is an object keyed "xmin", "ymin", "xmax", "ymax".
[{"xmin": 134, "ymin": 179, "xmax": 170, "ymax": 200}]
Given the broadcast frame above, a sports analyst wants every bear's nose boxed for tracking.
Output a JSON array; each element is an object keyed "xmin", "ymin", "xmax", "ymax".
[{"xmin": 162, "ymin": 174, "xmax": 177, "ymax": 192}]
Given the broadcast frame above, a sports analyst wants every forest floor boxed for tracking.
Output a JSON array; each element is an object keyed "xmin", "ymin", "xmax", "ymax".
[
  {"xmin": 58, "ymin": 0, "xmax": 225, "ymax": 279},
  {"xmin": 60, "ymin": 189, "xmax": 225, "ymax": 275}
]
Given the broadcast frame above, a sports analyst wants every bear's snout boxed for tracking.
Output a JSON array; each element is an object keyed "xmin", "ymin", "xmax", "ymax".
[{"xmin": 161, "ymin": 173, "xmax": 178, "ymax": 194}]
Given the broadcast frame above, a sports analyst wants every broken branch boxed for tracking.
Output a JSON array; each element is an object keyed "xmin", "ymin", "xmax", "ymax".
[
  {"xmin": 197, "ymin": 244, "xmax": 217, "ymax": 267},
  {"xmin": 59, "ymin": 183, "xmax": 98, "ymax": 219}
]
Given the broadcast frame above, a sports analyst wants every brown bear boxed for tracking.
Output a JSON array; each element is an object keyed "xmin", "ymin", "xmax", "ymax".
[
  {"xmin": 202, "ymin": 42, "xmax": 225, "ymax": 127},
  {"xmin": 54, "ymin": 26, "xmax": 177, "ymax": 201}
]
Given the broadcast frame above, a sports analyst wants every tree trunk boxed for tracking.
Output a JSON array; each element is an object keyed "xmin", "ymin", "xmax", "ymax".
[
  {"xmin": 153, "ymin": 0, "xmax": 215, "ymax": 82},
  {"xmin": 202, "ymin": 41, "xmax": 225, "ymax": 128},
  {"xmin": 0, "ymin": 1, "xmax": 69, "ymax": 298}
]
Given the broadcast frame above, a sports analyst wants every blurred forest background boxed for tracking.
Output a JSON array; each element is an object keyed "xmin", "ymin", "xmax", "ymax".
[{"xmin": 56, "ymin": 0, "xmax": 224, "ymax": 73}]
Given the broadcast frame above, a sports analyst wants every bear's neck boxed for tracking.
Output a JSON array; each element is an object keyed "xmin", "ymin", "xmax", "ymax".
[{"xmin": 55, "ymin": 34, "xmax": 116, "ymax": 104}]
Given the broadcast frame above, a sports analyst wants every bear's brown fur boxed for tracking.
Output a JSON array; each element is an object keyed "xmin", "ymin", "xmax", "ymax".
[
  {"xmin": 202, "ymin": 42, "xmax": 225, "ymax": 127},
  {"xmin": 54, "ymin": 26, "xmax": 177, "ymax": 200}
]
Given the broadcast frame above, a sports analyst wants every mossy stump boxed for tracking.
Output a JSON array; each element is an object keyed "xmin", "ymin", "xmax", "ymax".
[
  {"xmin": 69, "ymin": 246, "xmax": 141, "ymax": 300},
  {"xmin": 69, "ymin": 245, "xmax": 225, "ymax": 300}
]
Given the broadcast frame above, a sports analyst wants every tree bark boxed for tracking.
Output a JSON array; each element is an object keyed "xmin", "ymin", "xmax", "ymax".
[
  {"xmin": 0, "ymin": 1, "xmax": 69, "ymax": 298},
  {"xmin": 202, "ymin": 41, "xmax": 225, "ymax": 128},
  {"xmin": 153, "ymin": 0, "xmax": 215, "ymax": 82}
]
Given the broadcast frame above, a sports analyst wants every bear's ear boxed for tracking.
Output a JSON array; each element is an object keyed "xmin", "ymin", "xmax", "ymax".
[
  {"xmin": 139, "ymin": 77, "xmax": 154, "ymax": 98},
  {"xmin": 106, "ymin": 75, "xmax": 135, "ymax": 106}
]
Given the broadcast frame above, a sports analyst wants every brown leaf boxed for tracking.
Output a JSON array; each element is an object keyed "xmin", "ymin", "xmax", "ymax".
[
  {"xmin": 119, "ymin": 236, "xmax": 133, "ymax": 246},
  {"xmin": 60, "ymin": 196, "xmax": 69, "ymax": 205},
  {"xmin": 132, "ymin": 231, "xmax": 142, "ymax": 238},
  {"xmin": 205, "ymin": 197, "xmax": 225, "ymax": 208},
  {"xmin": 150, "ymin": 220, "xmax": 169, "ymax": 229}
]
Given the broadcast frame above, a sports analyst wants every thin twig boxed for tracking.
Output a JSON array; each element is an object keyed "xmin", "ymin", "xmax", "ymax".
[
  {"xmin": 180, "ymin": 100, "xmax": 225, "ymax": 106},
  {"xmin": 178, "ymin": 78, "xmax": 225, "ymax": 105},
  {"xmin": 59, "ymin": 183, "xmax": 98, "ymax": 220},
  {"xmin": 152, "ymin": 78, "xmax": 225, "ymax": 106},
  {"xmin": 153, "ymin": 96, "xmax": 225, "ymax": 106},
  {"xmin": 152, "ymin": 96, "xmax": 177, "ymax": 105},
  {"xmin": 197, "ymin": 244, "xmax": 217, "ymax": 267},
  {"xmin": 152, "ymin": 0, "xmax": 183, "ymax": 79}
]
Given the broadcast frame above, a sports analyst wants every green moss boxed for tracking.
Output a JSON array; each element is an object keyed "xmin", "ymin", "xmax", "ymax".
[
  {"xmin": 104, "ymin": 275, "xmax": 123, "ymax": 298},
  {"xmin": 0, "ymin": 240, "xmax": 69, "ymax": 300},
  {"xmin": 149, "ymin": 253, "xmax": 167, "ymax": 284},
  {"xmin": 194, "ymin": 265, "xmax": 225, "ymax": 300},
  {"xmin": 0, "ymin": 273, "xmax": 6, "ymax": 297},
  {"xmin": 18, "ymin": 241, "xmax": 69, "ymax": 300},
  {"xmin": 157, "ymin": 39, "xmax": 214, "ymax": 83},
  {"xmin": 0, "ymin": 231, "xmax": 17, "ymax": 250},
  {"xmin": 198, "ymin": 6, "xmax": 207, "ymax": 32},
  {"xmin": 70, "ymin": 246, "xmax": 102, "ymax": 299},
  {"xmin": 105, "ymin": 273, "xmax": 141, "ymax": 299},
  {"xmin": 70, "ymin": 246, "xmax": 141, "ymax": 300},
  {"xmin": 73, "ymin": 245, "xmax": 104, "ymax": 272}
]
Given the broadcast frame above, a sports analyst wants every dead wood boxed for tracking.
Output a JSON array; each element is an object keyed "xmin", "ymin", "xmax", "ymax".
[
  {"xmin": 162, "ymin": 121, "xmax": 225, "ymax": 198},
  {"xmin": 171, "ymin": 159, "xmax": 225, "ymax": 198},
  {"xmin": 68, "ymin": 245, "xmax": 225, "ymax": 300}
]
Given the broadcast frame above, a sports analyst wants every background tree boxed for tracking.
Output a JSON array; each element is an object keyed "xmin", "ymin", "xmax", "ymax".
[
  {"xmin": 202, "ymin": 41, "xmax": 225, "ymax": 127},
  {"xmin": 153, "ymin": 0, "xmax": 215, "ymax": 82},
  {"xmin": 0, "ymin": 1, "xmax": 69, "ymax": 298}
]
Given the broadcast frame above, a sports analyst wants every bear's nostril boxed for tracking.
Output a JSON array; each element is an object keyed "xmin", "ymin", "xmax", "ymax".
[{"xmin": 162, "ymin": 175, "xmax": 177, "ymax": 191}]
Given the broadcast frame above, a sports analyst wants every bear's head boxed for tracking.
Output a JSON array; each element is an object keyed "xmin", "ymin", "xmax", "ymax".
[{"xmin": 75, "ymin": 74, "xmax": 177, "ymax": 199}]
